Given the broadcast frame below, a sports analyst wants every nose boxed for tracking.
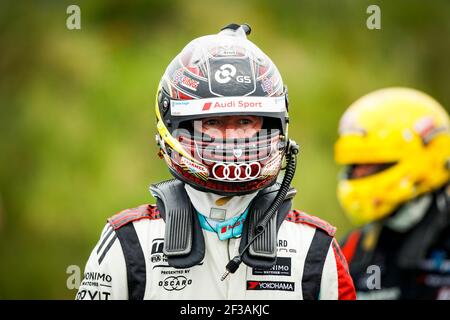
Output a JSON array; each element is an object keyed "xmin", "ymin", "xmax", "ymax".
[
  {"xmin": 224, "ymin": 129, "xmax": 239, "ymax": 139},
  {"xmin": 223, "ymin": 123, "xmax": 242, "ymax": 139}
]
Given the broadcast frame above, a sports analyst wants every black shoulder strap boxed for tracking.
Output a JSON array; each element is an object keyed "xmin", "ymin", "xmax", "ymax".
[
  {"xmin": 302, "ymin": 228, "xmax": 333, "ymax": 300},
  {"xmin": 149, "ymin": 179, "xmax": 205, "ymax": 269},
  {"xmin": 240, "ymin": 184, "xmax": 296, "ymax": 269},
  {"xmin": 115, "ymin": 223, "xmax": 147, "ymax": 300},
  {"xmin": 239, "ymin": 183, "xmax": 297, "ymax": 268}
]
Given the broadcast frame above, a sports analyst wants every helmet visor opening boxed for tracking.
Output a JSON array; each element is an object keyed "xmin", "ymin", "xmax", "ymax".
[
  {"xmin": 175, "ymin": 127, "xmax": 283, "ymax": 164},
  {"xmin": 344, "ymin": 162, "xmax": 397, "ymax": 180}
]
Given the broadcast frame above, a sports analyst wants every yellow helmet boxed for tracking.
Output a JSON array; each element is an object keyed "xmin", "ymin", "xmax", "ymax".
[{"xmin": 334, "ymin": 87, "xmax": 450, "ymax": 226}]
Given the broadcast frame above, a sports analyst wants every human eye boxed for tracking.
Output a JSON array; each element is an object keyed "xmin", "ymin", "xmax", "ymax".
[
  {"xmin": 238, "ymin": 118, "xmax": 253, "ymax": 126},
  {"xmin": 203, "ymin": 118, "xmax": 221, "ymax": 127}
]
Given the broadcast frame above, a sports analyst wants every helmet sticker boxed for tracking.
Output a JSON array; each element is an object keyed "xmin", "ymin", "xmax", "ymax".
[
  {"xmin": 414, "ymin": 116, "xmax": 435, "ymax": 137},
  {"xmin": 214, "ymin": 64, "xmax": 237, "ymax": 84},
  {"xmin": 170, "ymin": 96, "xmax": 286, "ymax": 116},
  {"xmin": 339, "ymin": 111, "xmax": 366, "ymax": 136},
  {"xmin": 212, "ymin": 162, "xmax": 262, "ymax": 181},
  {"xmin": 208, "ymin": 57, "xmax": 256, "ymax": 96},
  {"xmin": 180, "ymin": 156, "xmax": 209, "ymax": 181}
]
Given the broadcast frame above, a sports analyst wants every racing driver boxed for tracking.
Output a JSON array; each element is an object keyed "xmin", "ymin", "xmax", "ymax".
[
  {"xmin": 336, "ymin": 88, "xmax": 450, "ymax": 299},
  {"xmin": 76, "ymin": 24, "xmax": 356, "ymax": 300}
]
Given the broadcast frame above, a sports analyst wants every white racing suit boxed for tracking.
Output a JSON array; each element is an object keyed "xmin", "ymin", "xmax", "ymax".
[{"xmin": 76, "ymin": 184, "xmax": 355, "ymax": 300}]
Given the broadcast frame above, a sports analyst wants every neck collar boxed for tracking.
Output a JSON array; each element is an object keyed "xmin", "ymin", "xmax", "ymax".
[{"xmin": 184, "ymin": 184, "xmax": 258, "ymax": 221}]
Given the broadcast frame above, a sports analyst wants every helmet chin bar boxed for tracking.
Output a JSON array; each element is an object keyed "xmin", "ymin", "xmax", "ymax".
[{"xmin": 169, "ymin": 167, "xmax": 279, "ymax": 197}]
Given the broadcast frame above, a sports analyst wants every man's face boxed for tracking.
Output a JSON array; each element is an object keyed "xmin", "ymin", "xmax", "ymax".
[{"xmin": 195, "ymin": 115, "xmax": 263, "ymax": 139}]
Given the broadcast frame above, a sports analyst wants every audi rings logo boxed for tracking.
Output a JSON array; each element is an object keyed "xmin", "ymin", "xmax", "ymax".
[
  {"xmin": 158, "ymin": 276, "xmax": 192, "ymax": 291},
  {"xmin": 212, "ymin": 162, "xmax": 261, "ymax": 181},
  {"xmin": 214, "ymin": 64, "xmax": 236, "ymax": 84}
]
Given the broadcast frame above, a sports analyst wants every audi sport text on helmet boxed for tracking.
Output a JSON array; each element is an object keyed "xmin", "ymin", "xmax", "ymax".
[
  {"xmin": 334, "ymin": 87, "xmax": 450, "ymax": 226},
  {"xmin": 155, "ymin": 24, "xmax": 289, "ymax": 195}
]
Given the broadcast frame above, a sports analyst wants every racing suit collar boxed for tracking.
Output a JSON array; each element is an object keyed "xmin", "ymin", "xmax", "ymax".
[
  {"xmin": 184, "ymin": 184, "xmax": 258, "ymax": 221},
  {"xmin": 197, "ymin": 208, "xmax": 249, "ymax": 240}
]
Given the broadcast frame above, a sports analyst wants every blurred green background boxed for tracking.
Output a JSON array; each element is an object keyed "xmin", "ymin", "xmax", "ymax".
[{"xmin": 1, "ymin": 0, "xmax": 449, "ymax": 299}]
